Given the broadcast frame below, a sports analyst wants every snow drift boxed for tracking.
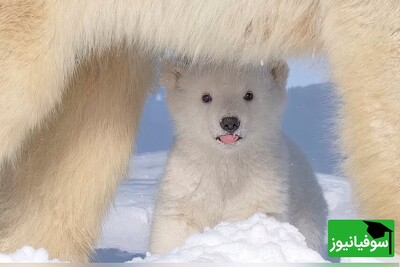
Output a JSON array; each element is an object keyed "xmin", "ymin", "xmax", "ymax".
[
  {"xmin": 0, "ymin": 214, "xmax": 326, "ymax": 263},
  {"xmin": 130, "ymin": 213, "xmax": 326, "ymax": 263}
]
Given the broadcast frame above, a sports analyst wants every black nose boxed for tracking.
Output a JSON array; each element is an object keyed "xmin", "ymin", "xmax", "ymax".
[{"xmin": 220, "ymin": 117, "xmax": 240, "ymax": 132}]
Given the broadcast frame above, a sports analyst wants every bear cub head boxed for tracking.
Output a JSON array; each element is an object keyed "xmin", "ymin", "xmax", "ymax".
[{"xmin": 161, "ymin": 60, "xmax": 289, "ymax": 153}]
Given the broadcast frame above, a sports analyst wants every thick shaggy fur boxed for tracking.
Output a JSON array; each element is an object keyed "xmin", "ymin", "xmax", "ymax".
[
  {"xmin": 0, "ymin": 0, "xmax": 399, "ymax": 261},
  {"xmin": 0, "ymin": 47, "xmax": 153, "ymax": 261},
  {"xmin": 150, "ymin": 62, "xmax": 327, "ymax": 254}
]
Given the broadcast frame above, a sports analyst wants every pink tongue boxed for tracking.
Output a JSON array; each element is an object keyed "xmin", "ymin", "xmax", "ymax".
[{"xmin": 219, "ymin": 135, "xmax": 239, "ymax": 144}]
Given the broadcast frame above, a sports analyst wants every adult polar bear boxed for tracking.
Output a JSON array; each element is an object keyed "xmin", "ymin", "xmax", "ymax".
[{"xmin": 0, "ymin": 0, "xmax": 398, "ymax": 262}]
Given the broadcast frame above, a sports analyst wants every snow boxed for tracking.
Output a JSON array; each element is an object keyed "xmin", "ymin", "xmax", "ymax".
[
  {"xmin": 98, "ymin": 152, "xmax": 166, "ymax": 252},
  {"xmin": 0, "ymin": 246, "xmax": 62, "ymax": 263},
  {"xmin": 129, "ymin": 213, "xmax": 327, "ymax": 263},
  {"xmin": 318, "ymin": 174, "xmax": 356, "ymax": 219}
]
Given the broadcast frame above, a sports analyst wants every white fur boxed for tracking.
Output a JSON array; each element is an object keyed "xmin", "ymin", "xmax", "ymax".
[
  {"xmin": 150, "ymin": 62, "xmax": 327, "ymax": 254},
  {"xmin": 0, "ymin": 1, "xmax": 399, "ymax": 261}
]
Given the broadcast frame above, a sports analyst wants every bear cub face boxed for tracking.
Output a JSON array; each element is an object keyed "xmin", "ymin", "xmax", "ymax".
[{"xmin": 161, "ymin": 60, "xmax": 288, "ymax": 153}]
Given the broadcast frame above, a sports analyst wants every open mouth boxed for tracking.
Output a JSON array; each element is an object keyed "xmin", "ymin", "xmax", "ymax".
[{"xmin": 216, "ymin": 134, "xmax": 242, "ymax": 144}]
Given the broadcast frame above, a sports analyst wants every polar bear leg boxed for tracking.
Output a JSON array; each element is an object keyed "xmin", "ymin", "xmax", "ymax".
[
  {"xmin": 323, "ymin": 1, "xmax": 400, "ymax": 246},
  {"xmin": 0, "ymin": 47, "xmax": 154, "ymax": 262}
]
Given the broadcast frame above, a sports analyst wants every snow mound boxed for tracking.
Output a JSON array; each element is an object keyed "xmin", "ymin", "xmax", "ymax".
[
  {"xmin": 130, "ymin": 213, "xmax": 327, "ymax": 263},
  {"xmin": 0, "ymin": 246, "xmax": 62, "ymax": 263}
]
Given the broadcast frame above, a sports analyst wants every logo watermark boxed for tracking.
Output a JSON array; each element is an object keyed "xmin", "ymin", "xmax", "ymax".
[{"xmin": 328, "ymin": 220, "xmax": 395, "ymax": 257}]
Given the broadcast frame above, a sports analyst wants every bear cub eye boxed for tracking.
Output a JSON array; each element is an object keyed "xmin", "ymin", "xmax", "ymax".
[
  {"xmin": 202, "ymin": 93, "xmax": 212, "ymax": 103},
  {"xmin": 244, "ymin": 91, "xmax": 254, "ymax": 101}
]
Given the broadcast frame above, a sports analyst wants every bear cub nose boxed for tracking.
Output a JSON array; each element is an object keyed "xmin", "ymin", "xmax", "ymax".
[{"xmin": 220, "ymin": 117, "xmax": 240, "ymax": 133}]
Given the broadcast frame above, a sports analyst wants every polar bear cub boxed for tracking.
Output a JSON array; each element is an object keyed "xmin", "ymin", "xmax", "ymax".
[{"xmin": 150, "ymin": 60, "xmax": 327, "ymax": 255}]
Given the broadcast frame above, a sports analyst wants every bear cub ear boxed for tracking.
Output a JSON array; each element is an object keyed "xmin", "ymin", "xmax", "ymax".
[
  {"xmin": 160, "ymin": 57, "xmax": 191, "ymax": 89},
  {"xmin": 269, "ymin": 59, "xmax": 289, "ymax": 88},
  {"xmin": 159, "ymin": 65, "xmax": 182, "ymax": 89}
]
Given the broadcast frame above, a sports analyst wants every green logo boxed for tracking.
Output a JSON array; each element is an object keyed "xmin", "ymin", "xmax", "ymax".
[{"xmin": 328, "ymin": 220, "xmax": 395, "ymax": 257}]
